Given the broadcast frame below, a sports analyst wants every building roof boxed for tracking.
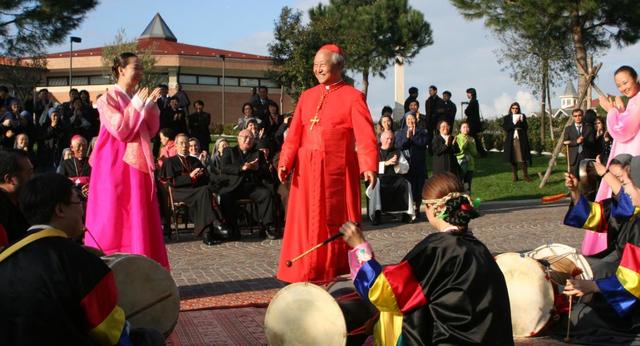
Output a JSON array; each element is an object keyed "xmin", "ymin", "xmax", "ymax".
[
  {"xmin": 562, "ymin": 82, "xmax": 577, "ymax": 98},
  {"xmin": 139, "ymin": 13, "xmax": 177, "ymax": 42},
  {"xmin": 46, "ymin": 13, "xmax": 271, "ymax": 61}
]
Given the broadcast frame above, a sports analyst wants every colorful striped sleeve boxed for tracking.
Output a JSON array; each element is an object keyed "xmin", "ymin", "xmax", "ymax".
[
  {"xmin": 80, "ymin": 271, "xmax": 128, "ymax": 346},
  {"xmin": 564, "ymin": 195, "xmax": 606, "ymax": 231},
  {"xmin": 596, "ymin": 242, "xmax": 640, "ymax": 316},
  {"xmin": 611, "ymin": 187, "xmax": 637, "ymax": 219},
  {"xmin": 349, "ymin": 243, "xmax": 427, "ymax": 314}
]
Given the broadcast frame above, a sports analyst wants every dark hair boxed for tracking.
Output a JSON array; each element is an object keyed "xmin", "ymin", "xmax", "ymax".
[
  {"xmin": 157, "ymin": 84, "xmax": 168, "ymax": 89},
  {"xmin": 381, "ymin": 106, "xmax": 393, "ymax": 115},
  {"xmin": 69, "ymin": 88, "xmax": 79, "ymax": 95},
  {"xmin": 112, "ymin": 52, "xmax": 137, "ymax": 79},
  {"xmin": 268, "ymin": 101, "xmax": 279, "ymax": 114},
  {"xmin": 422, "ymin": 173, "xmax": 479, "ymax": 228},
  {"xmin": 19, "ymin": 173, "xmax": 73, "ymax": 225},
  {"xmin": 409, "ymin": 100, "xmax": 420, "ymax": 108},
  {"xmin": 0, "ymin": 149, "xmax": 29, "ymax": 183},
  {"xmin": 408, "ymin": 87, "xmax": 418, "ymax": 94},
  {"xmin": 594, "ymin": 115, "xmax": 605, "ymax": 126},
  {"xmin": 378, "ymin": 114, "xmax": 394, "ymax": 132},
  {"xmin": 443, "ymin": 90, "xmax": 452, "ymax": 97},
  {"xmin": 38, "ymin": 88, "xmax": 49, "ymax": 94},
  {"xmin": 615, "ymin": 65, "xmax": 638, "ymax": 80},
  {"xmin": 0, "ymin": 85, "xmax": 8, "ymax": 93},
  {"xmin": 194, "ymin": 100, "xmax": 204, "ymax": 107},
  {"xmin": 258, "ymin": 86, "xmax": 268, "ymax": 92},
  {"xmin": 572, "ymin": 108, "xmax": 584, "ymax": 116},
  {"xmin": 508, "ymin": 102, "xmax": 521, "ymax": 115},
  {"xmin": 242, "ymin": 102, "xmax": 253, "ymax": 113},
  {"xmin": 429, "ymin": 85, "xmax": 437, "ymax": 91},
  {"xmin": 188, "ymin": 137, "xmax": 200, "ymax": 145},
  {"xmin": 436, "ymin": 119, "xmax": 450, "ymax": 131},
  {"xmin": 79, "ymin": 90, "xmax": 90, "ymax": 98},
  {"xmin": 158, "ymin": 128, "xmax": 176, "ymax": 140},
  {"xmin": 466, "ymin": 88, "xmax": 477, "ymax": 98}
]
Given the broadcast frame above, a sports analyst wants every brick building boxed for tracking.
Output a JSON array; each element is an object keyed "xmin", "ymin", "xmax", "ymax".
[{"xmin": 40, "ymin": 13, "xmax": 292, "ymax": 126}]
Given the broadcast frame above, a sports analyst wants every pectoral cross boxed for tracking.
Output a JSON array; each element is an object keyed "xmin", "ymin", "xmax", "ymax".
[{"xmin": 309, "ymin": 115, "xmax": 320, "ymax": 130}]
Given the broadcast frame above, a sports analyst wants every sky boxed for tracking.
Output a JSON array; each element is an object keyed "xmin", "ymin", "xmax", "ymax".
[{"xmin": 47, "ymin": 0, "xmax": 640, "ymax": 120}]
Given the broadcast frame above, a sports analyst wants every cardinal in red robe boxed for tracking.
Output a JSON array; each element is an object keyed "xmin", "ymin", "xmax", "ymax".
[{"xmin": 276, "ymin": 44, "xmax": 378, "ymax": 283}]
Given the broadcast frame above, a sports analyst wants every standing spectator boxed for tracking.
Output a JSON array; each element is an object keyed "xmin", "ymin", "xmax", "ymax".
[
  {"xmin": 157, "ymin": 128, "xmax": 176, "ymax": 169},
  {"xmin": 0, "ymin": 85, "xmax": 15, "ymax": 110},
  {"xmin": 594, "ymin": 116, "xmax": 612, "ymax": 164},
  {"xmin": 153, "ymin": 84, "xmax": 170, "ymax": 158},
  {"xmin": 38, "ymin": 108, "xmax": 68, "ymax": 172},
  {"xmin": 85, "ymin": 52, "xmax": 169, "ymax": 269},
  {"xmin": 464, "ymin": 87, "xmax": 486, "ymax": 157},
  {"xmin": 264, "ymin": 102, "xmax": 284, "ymax": 138},
  {"xmin": 252, "ymin": 86, "xmax": 272, "ymax": 123},
  {"xmin": 396, "ymin": 113, "xmax": 430, "ymax": 219},
  {"xmin": 187, "ymin": 100, "xmax": 211, "ymax": 153},
  {"xmin": 563, "ymin": 109, "xmax": 595, "ymax": 178},
  {"xmin": 273, "ymin": 113, "xmax": 291, "ymax": 152},
  {"xmin": 235, "ymin": 102, "xmax": 260, "ymax": 130},
  {"xmin": 248, "ymin": 86, "xmax": 259, "ymax": 104},
  {"xmin": 455, "ymin": 121, "xmax": 478, "ymax": 193},
  {"xmin": 441, "ymin": 90, "xmax": 457, "ymax": 129},
  {"xmin": 162, "ymin": 97, "xmax": 187, "ymax": 135},
  {"xmin": 502, "ymin": 102, "xmax": 532, "ymax": 182},
  {"xmin": 173, "ymin": 83, "xmax": 191, "ymax": 114},
  {"xmin": 0, "ymin": 149, "xmax": 32, "ymax": 245},
  {"xmin": 432, "ymin": 120, "xmax": 460, "ymax": 176},
  {"xmin": 156, "ymin": 84, "xmax": 170, "ymax": 111},
  {"xmin": 61, "ymin": 88, "xmax": 79, "ymax": 121},
  {"xmin": 424, "ymin": 85, "xmax": 443, "ymax": 137},
  {"xmin": 79, "ymin": 90, "xmax": 100, "ymax": 139},
  {"xmin": 404, "ymin": 86, "xmax": 419, "ymax": 114},
  {"xmin": 34, "ymin": 89, "xmax": 55, "ymax": 127},
  {"xmin": 69, "ymin": 98, "xmax": 92, "ymax": 140},
  {"xmin": 0, "ymin": 100, "xmax": 20, "ymax": 149}
]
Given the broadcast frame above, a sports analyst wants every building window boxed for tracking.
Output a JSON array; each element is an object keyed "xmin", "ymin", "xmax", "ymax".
[
  {"xmin": 179, "ymin": 74, "xmax": 197, "ymax": 84},
  {"xmin": 240, "ymin": 78, "xmax": 260, "ymax": 87},
  {"xmin": 222, "ymin": 77, "xmax": 239, "ymax": 86},
  {"xmin": 89, "ymin": 75, "xmax": 111, "ymax": 85},
  {"xmin": 260, "ymin": 79, "xmax": 279, "ymax": 88},
  {"xmin": 198, "ymin": 76, "xmax": 218, "ymax": 85},
  {"xmin": 71, "ymin": 76, "xmax": 89, "ymax": 86},
  {"xmin": 47, "ymin": 77, "xmax": 68, "ymax": 86}
]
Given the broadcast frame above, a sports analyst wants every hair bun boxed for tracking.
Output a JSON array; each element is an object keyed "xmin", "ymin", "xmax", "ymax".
[{"xmin": 443, "ymin": 196, "xmax": 479, "ymax": 227}]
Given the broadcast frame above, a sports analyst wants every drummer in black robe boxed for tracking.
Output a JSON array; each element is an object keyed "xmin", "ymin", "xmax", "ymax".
[
  {"xmin": 367, "ymin": 130, "xmax": 414, "ymax": 225},
  {"xmin": 160, "ymin": 133, "xmax": 230, "ymax": 245},
  {"xmin": 0, "ymin": 173, "xmax": 164, "ymax": 345},
  {"xmin": 342, "ymin": 173, "xmax": 513, "ymax": 345}
]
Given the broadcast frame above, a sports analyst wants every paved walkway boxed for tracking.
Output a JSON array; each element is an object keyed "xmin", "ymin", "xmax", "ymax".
[{"xmin": 167, "ymin": 200, "xmax": 581, "ymax": 299}]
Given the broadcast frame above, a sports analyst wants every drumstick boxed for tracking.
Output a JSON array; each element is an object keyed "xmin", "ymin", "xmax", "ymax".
[
  {"xmin": 285, "ymin": 232, "xmax": 344, "ymax": 267},
  {"xmin": 565, "ymin": 296, "xmax": 573, "ymax": 343},
  {"xmin": 127, "ymin": 292, "xmax": 173, "ymax": 319},
  {"xmin": 566, "ymin": 144, "xmax": 570, "ymax": 173}
]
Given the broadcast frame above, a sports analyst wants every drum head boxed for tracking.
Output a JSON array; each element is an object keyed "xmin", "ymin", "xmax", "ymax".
[
  {"xmin": 495, "ymin": 253, "xmax": 555, "ymax": 337},
  {"xmin": 103, "ymin": 254, "xmax": 180, "ymax": 337},
  {"xmin": 265, "ymin": 282, "xmax": 347, "ymax": 346},
  {"xmin": 527, "ymin": 243, "xmax": 593, "ymax": 280}
]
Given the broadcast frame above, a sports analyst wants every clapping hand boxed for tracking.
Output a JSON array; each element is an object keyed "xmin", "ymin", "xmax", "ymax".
[
  {"xmin": 148, "ymin": 87, "xmax": 162, "ymax": 103},
  {"xmin": 136, "ymin": 87, "xmax": 150, "ymax": 103},
  {"xmin": 189, "ymin": 167, "xmax": 204, "ymax": 179},
  {"xmin": 386, "ymin": 154, "xmax": 398, "ymax": 166},
  {"xmin": 242, "ymin": 158, "xmax": 259, "ymax": 171}
]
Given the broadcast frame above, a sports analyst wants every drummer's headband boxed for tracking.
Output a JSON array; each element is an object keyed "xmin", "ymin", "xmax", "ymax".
[{"xmin": 423, "ymin": 192, "xmax": 473, "ymax": 208}]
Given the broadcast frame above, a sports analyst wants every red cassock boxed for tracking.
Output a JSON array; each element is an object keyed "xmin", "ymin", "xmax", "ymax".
[{"xmin": 276, "ymin": 81, "xmax": 378, "ymax": 283}]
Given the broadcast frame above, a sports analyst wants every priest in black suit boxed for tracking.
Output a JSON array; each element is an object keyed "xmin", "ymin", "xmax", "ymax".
[
  {"xmin": 563, "ymin": 109, "xmax": 595, "ymax": 178},
  {"xmin": 160, "ymin": 134, "xmax": 230, "ymax": 245},
  {"xmin": 219, "ymin": 129, "xmax": 278, "ymax": 239}
]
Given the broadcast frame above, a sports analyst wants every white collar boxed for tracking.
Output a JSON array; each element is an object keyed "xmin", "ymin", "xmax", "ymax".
[{"xmin": 27, "ymin": 224, "xmax": 56, "ymax": 233}]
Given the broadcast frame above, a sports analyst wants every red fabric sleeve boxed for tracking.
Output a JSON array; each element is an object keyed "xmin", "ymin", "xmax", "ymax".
[{"xmin": 350, "ymin": 91, "xmax": 378, "ymax": 174}]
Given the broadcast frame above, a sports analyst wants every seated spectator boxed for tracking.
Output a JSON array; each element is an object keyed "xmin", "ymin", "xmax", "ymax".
[
  {"xmin": 61, "ymin": 88, "xmax": 79, "ymax": 119},
  {"xmin": 367, "ymin": 130, "xmax": 414, "ymax": 225},
  {"xmin": 157, "ymin": 128, "xmax": 177, "ymax": 168},
  {"xmin": 0, "ymin": 149, "xmax": 33, "ymax": 246},
  {"xmin": 273, "ymin": 113, "xmax": 292, "ymax": 152},
  {"xmin": 0, "ymin": 100, "xmax": 21, "ymax": 149},
  {"xmin": 455, "ymin": 121, "xmax": 478, "ymax": 193},
  {"xmin": 0, "ymin": 173, "xmax": 164, "ymax": 345},
  {"xmin": 188, "ymin": 137, "xmax": 210, "ymax": 167},
  {"xmin": 219, "ymin": 130, "xmax": 278, "ymax": 239},
  {"xmin": 37, "ymin": 107, "xmax": 68, "ymax": 172},
  {"xmin": 17, "ymin": 109, "xmax": 36, "ymax": 152},
  {"xmin": 69, "ymin": 97, "xmax": 92, "ymax": 139},
  {"xmin": 395, "ymin": 113, "xmax": 430, "ymax": 218},
  {"xmin": 160, "ymin": 134, "xmax": 231, "ymax": 245},
  {"xmin": 59, "ymin": 135, "xmax": 91, "ymax": 188},
  {"xmin": 234, "ymin": 102, "xmax": 261, "ymax": 130},
  {"xmin": 377, "ymin": 113, "xmax": 394, "ymax": 143},
  {"xmin": 432, "ymin": 120, "xmax": 460, "ymax": 176},
  {"xmin": 209, "ymin": 138, "xmax": 229, "ymax": 177},
  {"xmin": 188, "ymin": 100, "xmax": 211, "ymax": 153},
  {"xmin": 13, "ymin": 133, "xmax": 29, "ymax": 151},
  {"xmin": 264, "ymin": 101, "xmax": 283, "ymax": 138}
]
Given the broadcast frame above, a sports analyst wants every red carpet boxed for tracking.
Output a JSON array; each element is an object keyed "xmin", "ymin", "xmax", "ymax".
[{"xmin": 167, "ymin": 307, "xmax": 267, "ymax": 346}]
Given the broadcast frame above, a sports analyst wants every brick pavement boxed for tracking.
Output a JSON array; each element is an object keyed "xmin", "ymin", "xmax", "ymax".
[{"xmin": 167, "ymin": 200, "xmax": 581, "ymax": 299}]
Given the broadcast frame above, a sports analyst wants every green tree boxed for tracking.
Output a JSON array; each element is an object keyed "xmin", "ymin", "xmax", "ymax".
[
  {"xmin": 451, "ymin": 0, "xmax": 640, "ymax": 108},
  {"xmin": 0, "ymin": 0, "xmax": 98, "ymax": 56},
  {"xmin": 101, "ymin": 29, "xmax": 161, "ymax": 89}
]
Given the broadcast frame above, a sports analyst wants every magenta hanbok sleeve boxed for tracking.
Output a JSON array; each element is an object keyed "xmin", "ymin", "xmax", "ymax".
[{"xmin": 607, "ymin": 96, "xmax": 640, "ymax": 142}]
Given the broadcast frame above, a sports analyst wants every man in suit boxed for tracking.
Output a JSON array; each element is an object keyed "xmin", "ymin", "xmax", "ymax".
[
  {"xmin": 219, "ymin": 129, "xmax": 278, "ymax": 239},
  {"xmin": 251, "ymin": 86, "xmax": 272, "ymax": 124},
  {"xmin": 156, "ymin": 84, "xmax": 170, "ymax": 111},
  {"xmin": 403, "ymin": 87, "xmax": 418, "ymax": 114},
  {"xmin": 160, "ymin": 133, "xmax": 231, "ymax": 245},
  {"xmin": 563, "ymin": 108, "xmax": 596, "ymax": 178}
]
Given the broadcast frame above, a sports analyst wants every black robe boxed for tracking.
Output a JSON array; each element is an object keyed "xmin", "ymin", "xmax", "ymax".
[
  {"xmin": 431, "ymin": 134, "xmax": 460, "ymax": 176},
  {"xmin": 379, "ymin": 148, "xmax": 411, "ymax": 212},
  {"xmin": 60, "ymin": 157, "xmax": 92, "ymax": 179},
  {"xmin": 0, "ymin": 189, "xmax": 29, "ymax": 244},
  {"xmin": 187, "ymin": 111, "xmax": 211, "ymax": 151},
  {"xmin": 502, "ymin": 113, "xmax": 532, "ymax": 165}
]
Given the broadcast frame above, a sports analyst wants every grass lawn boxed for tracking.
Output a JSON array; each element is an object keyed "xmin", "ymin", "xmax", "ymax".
[
  {"xmin": 360, "ymin": 151, "xmax": 570, "ymax": 203},
  {"xmin": 472, "ymin": 151, "xmax": 569, "ymax": 201}
]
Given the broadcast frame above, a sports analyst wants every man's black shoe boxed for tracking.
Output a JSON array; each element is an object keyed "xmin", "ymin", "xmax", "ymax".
[
  {"xmin": 211, "ymin": 223, "xmax": 232, "ymax": 240},
  {"xmin": 203, "ymin": 229, "xmax": 216, "ymax": 246},
  {"xmin": 372, "ymin": 210, "xmax": 382, "ymax": 225},
  {"xmin": 265, "ymin": 225, "xmax": 279, "ymax": 240}
]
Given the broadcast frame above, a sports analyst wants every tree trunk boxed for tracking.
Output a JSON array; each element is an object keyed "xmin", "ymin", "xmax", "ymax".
[
  {"xmin": 570, "ymin": 5, "xmax": 588, "ymax": 110},
  {"xmin": 547, "ymin": 75, "xmax": 554, "ymax": 141},
  {"xmin": 361, "ymin": 68, "xmax": 369, "ymax": 100},
  {"xmin": 540, "ymin": 59, "xmax": 547, "ymax": 145}
]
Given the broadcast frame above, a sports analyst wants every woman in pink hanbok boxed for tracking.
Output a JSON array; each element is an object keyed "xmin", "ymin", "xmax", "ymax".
[
  {"xmin": 85, "ymin": 52, "xmax": 169, "ymax": 269},
  {"xmin": 582, "ymin": 66, "xmax": 640, "ymax": 256}
]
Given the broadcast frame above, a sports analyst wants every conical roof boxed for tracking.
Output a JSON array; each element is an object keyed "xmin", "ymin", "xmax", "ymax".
[
  {"xmin": 139, "ymin": 13, "xmax": 177, "ymax": 42},
  {"xmin": 563, "ymin": 82, "xmax": 577, "ymax": 97}
]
